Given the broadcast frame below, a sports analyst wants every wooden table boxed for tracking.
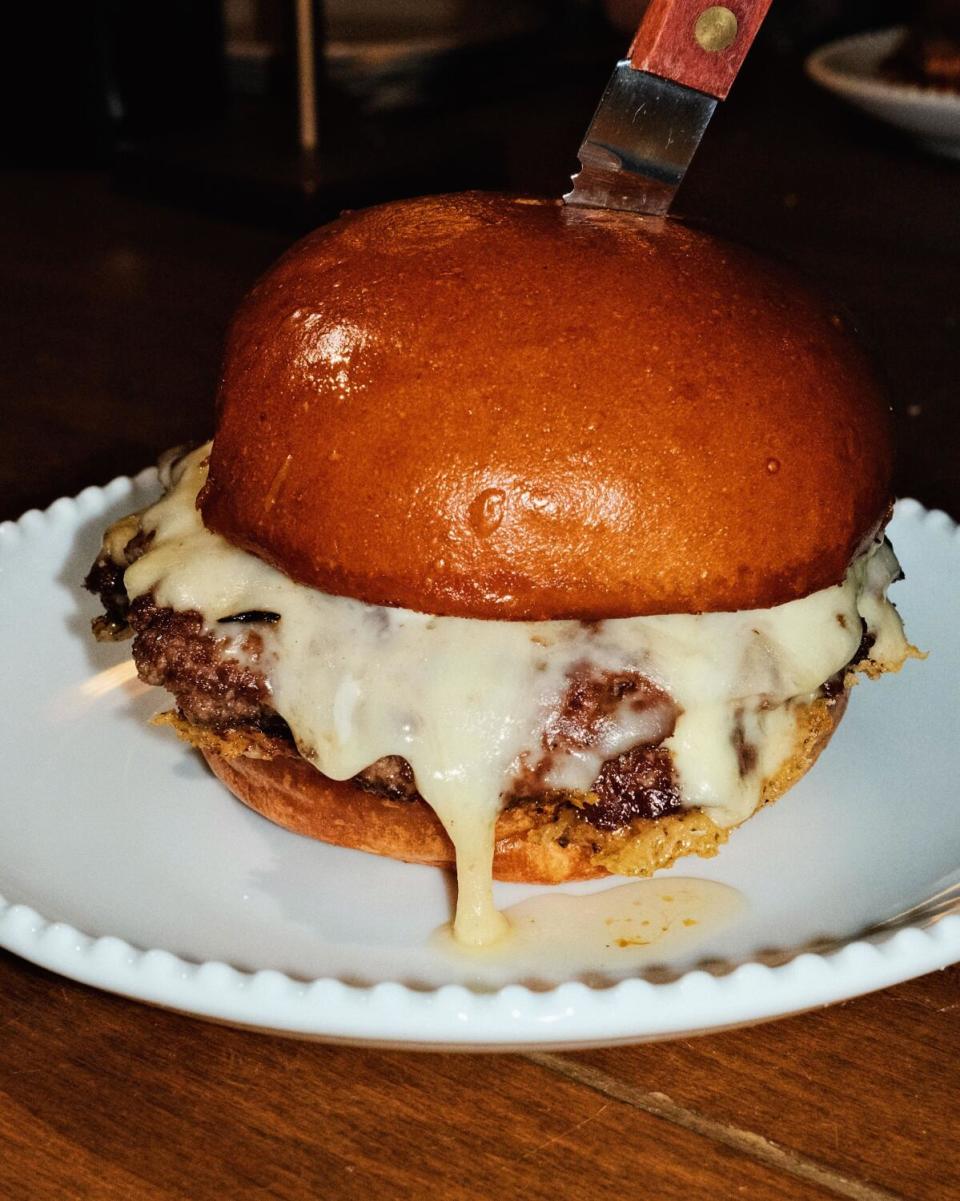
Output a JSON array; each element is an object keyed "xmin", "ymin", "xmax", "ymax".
[{"xmin": 1, "ymin": 48, "xmax": 958, "ymax": 1201}]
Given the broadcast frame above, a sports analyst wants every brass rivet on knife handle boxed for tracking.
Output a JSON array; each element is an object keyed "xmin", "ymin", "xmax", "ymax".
[
  {"xmin": 628, "ymin": 0, "xmax": 773, "ymax": 100},
  {"xmin": 694, "ymin": 7, "xmax": 738, "ymax": 53}
]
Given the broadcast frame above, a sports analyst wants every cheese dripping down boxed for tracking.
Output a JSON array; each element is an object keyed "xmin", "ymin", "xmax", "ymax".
[{"xmin": 124, "ymin": 445, "xmax": 910, "ymax": 947}]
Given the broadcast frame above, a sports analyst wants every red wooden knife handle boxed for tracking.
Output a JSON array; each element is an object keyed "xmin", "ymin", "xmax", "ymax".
[{"xmin": 628, "ymin": 0, "xmax": 773, "ymax": 100}]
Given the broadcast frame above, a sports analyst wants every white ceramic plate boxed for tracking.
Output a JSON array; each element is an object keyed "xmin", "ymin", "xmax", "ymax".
[
  {"xmin": 806, "ymin": 28, "xmax": 960, "ymax": 158},
  {"xmin": 0, "ymin": 474, "xmax": 958, "ymax": 1049}
]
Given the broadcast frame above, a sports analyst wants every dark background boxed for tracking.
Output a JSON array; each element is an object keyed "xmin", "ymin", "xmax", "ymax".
[{"xmin": 1, "ymin": 0, "xmax": 957, "ymax": 520}]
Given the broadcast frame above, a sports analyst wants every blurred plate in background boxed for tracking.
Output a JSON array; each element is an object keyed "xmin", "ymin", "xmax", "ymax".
[{"xmin": 807, "ymin": 28, "xmax": 960, "ymax": 158}]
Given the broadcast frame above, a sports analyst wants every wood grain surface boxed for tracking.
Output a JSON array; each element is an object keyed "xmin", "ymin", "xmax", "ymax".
[
  {"xmin": 559, "ymin": 963, "xmax": 960, "ymax": 1200},
  {"xmin": 1, "ymin": 39, "xmax": 958, "ymax": 1201},
  {"xmin": 0, "ymin": 957, "xmax": 847, "ymax": 1201}
]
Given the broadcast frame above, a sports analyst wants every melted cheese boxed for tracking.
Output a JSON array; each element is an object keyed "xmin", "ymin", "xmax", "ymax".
[
  {"xmin": 124, "ymin": 445, "xmax": 910, "ymax": 946},
  {"xmin": 431, "ymin": 878, "xmax": 746, "ymax": 982}
]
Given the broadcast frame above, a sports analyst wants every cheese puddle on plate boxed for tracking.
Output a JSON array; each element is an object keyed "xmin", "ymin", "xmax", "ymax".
[{"xmin": 430, "ymin": 877, "xmax": 745, "ymax": 982}]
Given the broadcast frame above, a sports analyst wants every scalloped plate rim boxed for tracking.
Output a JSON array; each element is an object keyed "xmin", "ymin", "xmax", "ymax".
[{"xmin": 1, "ymin": 475, "xmax": 958, "ymax": 1047}]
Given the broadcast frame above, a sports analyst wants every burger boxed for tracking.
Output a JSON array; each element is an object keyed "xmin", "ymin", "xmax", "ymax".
[{"xmin": 85, "ymin": 193, "xmax": 916, "ymax": 946}]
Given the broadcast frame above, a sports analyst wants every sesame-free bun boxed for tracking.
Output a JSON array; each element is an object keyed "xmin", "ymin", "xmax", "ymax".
[
  {"xmin": 198, "ymin": 692, "xmax": 847, "ymax": 883},
  {"xmin": 200, "ymin": 192, "xmax": 892, "ymax": 620}
]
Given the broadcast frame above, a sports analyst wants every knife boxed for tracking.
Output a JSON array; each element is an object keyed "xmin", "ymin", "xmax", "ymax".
[{"xmin": 565, "ymin": 0, "xmax": 773, "ymax": 216}]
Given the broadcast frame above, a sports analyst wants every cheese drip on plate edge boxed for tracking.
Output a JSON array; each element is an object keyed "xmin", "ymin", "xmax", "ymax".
[{"xmin": 122, "ymin": 445, "xmax": 912, "ymax": 948}]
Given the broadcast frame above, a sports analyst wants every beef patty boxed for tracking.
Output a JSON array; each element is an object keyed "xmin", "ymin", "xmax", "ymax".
[{"xmin": 86, "ymin": 544, "xmax": 686, "ymax": 828}]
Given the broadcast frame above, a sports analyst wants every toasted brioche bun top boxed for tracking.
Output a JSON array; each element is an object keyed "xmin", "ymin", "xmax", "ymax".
[{"xmin": 200, "ymin": 192, "xmax": 893, "ymax": 620}]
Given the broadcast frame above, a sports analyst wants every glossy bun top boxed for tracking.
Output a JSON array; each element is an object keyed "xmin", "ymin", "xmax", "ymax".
[{"xmin": 200, "ymin": 192, "xmax": 893, "ymax": 619}]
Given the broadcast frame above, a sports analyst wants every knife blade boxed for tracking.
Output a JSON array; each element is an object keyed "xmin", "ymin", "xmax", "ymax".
[{"xmin": 565, "ymin": 0, "xmax": 773, "ymax": 216}]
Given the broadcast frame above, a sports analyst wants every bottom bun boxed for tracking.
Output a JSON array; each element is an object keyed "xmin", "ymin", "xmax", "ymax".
[{"xmin": 200, "ymin": 692, "xmax": 848, "ymax": 884}]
